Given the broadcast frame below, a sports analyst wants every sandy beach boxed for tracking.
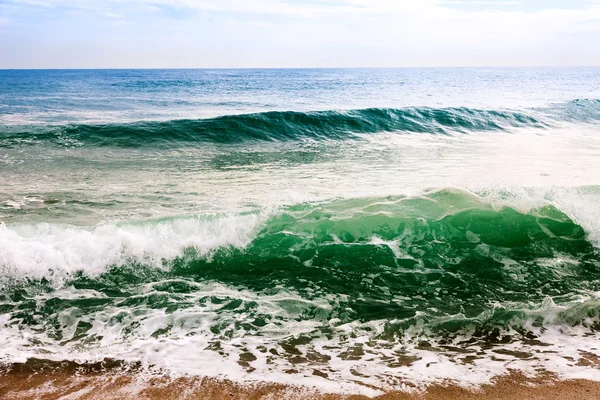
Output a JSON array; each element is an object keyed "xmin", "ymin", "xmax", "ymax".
[{"xmin": 3, "ymin": 366, "xmax": 600, "ymax": 400}]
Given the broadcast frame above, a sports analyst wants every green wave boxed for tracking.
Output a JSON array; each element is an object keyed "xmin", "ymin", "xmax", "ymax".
[
  {"xmin": 172, "ymin": 192, "xmax": 599, "ymax": 329},
  {"xmin": 5, "ymin": 190, "xmax": 600, "ymax": 339},
  {"xmin": 3, "ymin": 99, "xmax": 599, "ymax": 149},
  {"xmin": 0, "ymin": 105, "xmax": 550, "ymax": 148}
]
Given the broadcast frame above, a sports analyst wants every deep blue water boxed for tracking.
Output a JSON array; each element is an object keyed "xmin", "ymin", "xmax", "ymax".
[{"xmin": 1, "ymin": 68, "xmax": 599, "ymax": 125}]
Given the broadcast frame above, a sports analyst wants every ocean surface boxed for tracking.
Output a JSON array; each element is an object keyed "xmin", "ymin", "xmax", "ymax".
[{"xmin": 1, "ymin": 68, "xmax": 600, "ymax": 395}]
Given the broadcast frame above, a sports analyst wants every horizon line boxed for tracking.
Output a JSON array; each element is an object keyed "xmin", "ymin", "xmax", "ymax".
[{"xmin": 2, "ymin": 65, "xmax": 600, "ymax": 71}]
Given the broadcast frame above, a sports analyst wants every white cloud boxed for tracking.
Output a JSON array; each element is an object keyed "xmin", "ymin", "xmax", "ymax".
[{"xmin": 1, "ymin": 0, "xmax": 600, "ymax": 67}]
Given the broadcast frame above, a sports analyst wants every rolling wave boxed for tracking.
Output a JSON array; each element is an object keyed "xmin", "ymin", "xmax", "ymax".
[
  {"xmin": 2, "ymin": 190, "xmax": 598, "ymax": 321},
  {"xmin": 6, "ymin": 101, "xmax": 597, "ymax": 148},
  {"xmin": 2, "ymin": 189, "xmax": 600, "ymax": 390}
]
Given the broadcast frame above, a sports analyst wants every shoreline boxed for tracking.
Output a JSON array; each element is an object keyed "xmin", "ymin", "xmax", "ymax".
[{"xmin": 3, "ymin": 368, "xmax": 600, "ymax": 399}]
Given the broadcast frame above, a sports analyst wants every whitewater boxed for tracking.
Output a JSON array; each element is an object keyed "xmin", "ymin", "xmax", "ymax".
[{"xmin": 1, "ymin": 68, "xmax": 600, "ymax": 396}]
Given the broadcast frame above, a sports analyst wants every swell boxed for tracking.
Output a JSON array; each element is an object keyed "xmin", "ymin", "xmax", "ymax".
[
  {"xmin": 2, "ymin": 99, "xmax": 598, "ymax": 149},
  {"xmin": 0, "ymin": 104, "xmax": 560, "ymax": 148}
]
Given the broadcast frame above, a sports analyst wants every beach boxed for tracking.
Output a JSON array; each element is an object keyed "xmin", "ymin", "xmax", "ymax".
[{"xmin": 3, "ymin": 370, "xmax": 600, "ymax": 400}]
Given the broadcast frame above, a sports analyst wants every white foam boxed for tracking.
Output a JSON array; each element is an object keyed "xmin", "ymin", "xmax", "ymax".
[
  {"xmin": 2, "ymin": 282, "xmax": 600, "ymax": 395},
  {"xmin": 1, "ymin": 186, "xmax": 600, "ymax": 394},
  {"xmin": 0, "ymin": 212, "xmax": 270, "ymax": 285}
]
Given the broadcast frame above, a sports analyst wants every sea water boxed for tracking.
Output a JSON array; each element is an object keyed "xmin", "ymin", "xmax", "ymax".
[{"xmin": 1, "ymin": 68, "xmax": 600, "ymax": 394}]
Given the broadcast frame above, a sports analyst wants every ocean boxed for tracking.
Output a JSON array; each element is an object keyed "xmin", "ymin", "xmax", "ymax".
[{"xmin": 1, "ymin": 68, "xmax": 600, "ymax": 395}]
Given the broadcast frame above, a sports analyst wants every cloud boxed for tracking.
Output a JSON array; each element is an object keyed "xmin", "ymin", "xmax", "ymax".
[
  {"xmin": 1, "ymin": 0, "xmax": 600, "ymax": 67},
  {"xmin": 2, "ymin": 0, "xmax": 598, "ymax": 20}
]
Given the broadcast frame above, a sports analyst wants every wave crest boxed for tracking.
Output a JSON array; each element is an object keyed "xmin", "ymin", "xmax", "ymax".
[
  {"xmin": 0, "ymin": 106, "xmax": 552, "ymax": 148},
  {"xmin": 2, "ymin": 190, "xmax": 600, "ymax": 391}
]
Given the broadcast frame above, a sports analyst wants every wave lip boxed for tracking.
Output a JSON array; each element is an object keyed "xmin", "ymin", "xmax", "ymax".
[{"xmin": 0, "ymin": 105, "xmax": 552, "ymax": 148}]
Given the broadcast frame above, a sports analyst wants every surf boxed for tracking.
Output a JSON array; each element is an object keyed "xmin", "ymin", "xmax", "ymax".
[{"xmin": 1, "ymin": 190, "xmax": 600, "ymax": 392}]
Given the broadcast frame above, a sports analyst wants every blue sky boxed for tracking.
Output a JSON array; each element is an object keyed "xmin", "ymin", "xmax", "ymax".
[{"xmin": 0, "ymin": 0, "xmax": 599, "ymax": 68}]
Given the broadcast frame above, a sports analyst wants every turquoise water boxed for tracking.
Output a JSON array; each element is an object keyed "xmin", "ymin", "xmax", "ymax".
[{"xmin": 1, "ymin": 68, "xmax": 600, "ymax": 393}]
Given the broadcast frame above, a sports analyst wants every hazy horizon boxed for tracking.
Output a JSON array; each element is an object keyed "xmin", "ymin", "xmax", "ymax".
[{"xmin": 2, "ymin": 65, "xmax": 600, "ymax": 70}]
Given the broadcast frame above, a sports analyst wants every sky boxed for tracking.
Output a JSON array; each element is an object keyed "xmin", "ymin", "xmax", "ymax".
[{"xmin": 0, "ymin": 0, "xmax": 599, "ymax": 68}]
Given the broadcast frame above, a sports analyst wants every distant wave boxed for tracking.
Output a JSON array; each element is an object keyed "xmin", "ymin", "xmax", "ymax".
[{"xmin": 0, "ymin": 99, "xmax": 598, "ymax": 148}]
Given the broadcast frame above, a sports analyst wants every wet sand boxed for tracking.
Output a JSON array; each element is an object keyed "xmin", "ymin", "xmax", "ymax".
[{"xmin": 2, "ymin": 369, "xmax": 600, "ymax": 400}]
